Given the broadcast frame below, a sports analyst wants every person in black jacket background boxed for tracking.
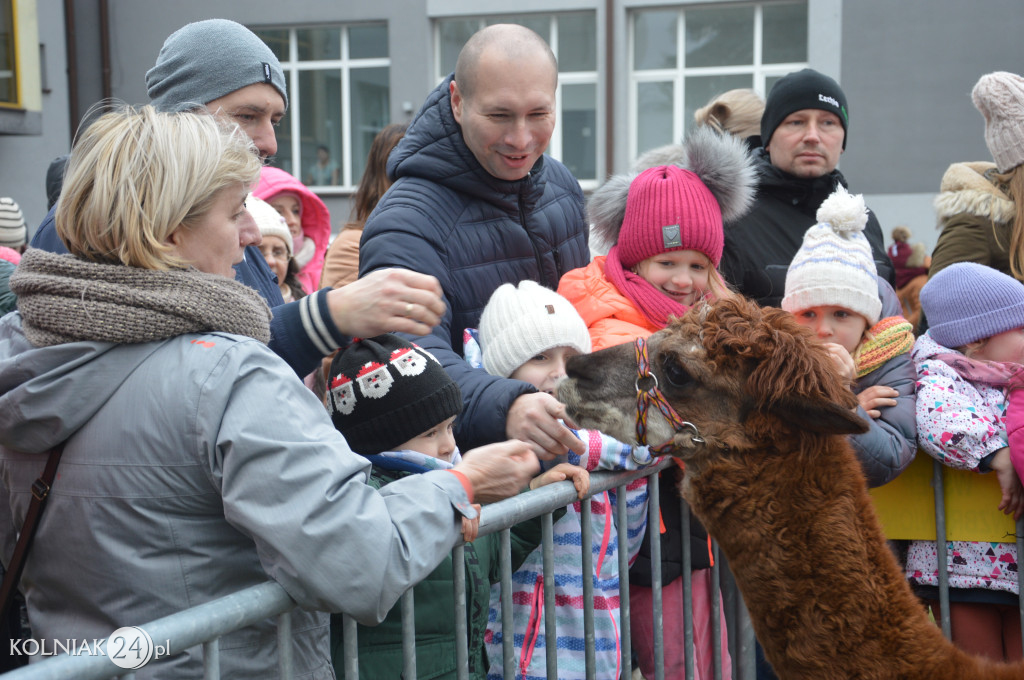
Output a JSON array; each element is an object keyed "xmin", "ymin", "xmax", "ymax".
[{"xmin": 720, "ymin": 69, "xmax": 894, "ymax": 308}]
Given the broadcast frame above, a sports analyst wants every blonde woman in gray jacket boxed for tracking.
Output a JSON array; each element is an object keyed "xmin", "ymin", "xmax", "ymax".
[{"xmin": 0, "ymin": 105, "xmax": 538, "ymax": 678}]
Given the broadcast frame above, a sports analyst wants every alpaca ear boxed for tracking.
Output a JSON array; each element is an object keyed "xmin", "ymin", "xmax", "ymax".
[{"xmin": 769, "ymin": 395, "xmax": 869, "ymax": 435}]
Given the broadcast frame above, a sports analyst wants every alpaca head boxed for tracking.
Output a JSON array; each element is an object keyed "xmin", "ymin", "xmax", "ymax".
[{"xmin": 558, "ymin": 296, "xmax": 867, "ymax": 467}]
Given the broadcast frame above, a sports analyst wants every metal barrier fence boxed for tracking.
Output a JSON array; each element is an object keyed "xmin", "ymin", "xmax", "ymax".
[{"xmin": 3, "ymin": 456, "xmax": 1023, "ymax": 679}]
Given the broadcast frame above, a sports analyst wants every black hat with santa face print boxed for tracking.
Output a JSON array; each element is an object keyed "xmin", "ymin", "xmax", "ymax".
[{"xmin": 326, "ymin": 334, "xmax": 462, "ymax": 456}]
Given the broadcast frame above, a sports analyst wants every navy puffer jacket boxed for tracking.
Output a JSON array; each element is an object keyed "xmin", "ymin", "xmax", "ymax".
[{"xmin": 359, "ymin": 74, "xmax": 589, "ymax": 449}]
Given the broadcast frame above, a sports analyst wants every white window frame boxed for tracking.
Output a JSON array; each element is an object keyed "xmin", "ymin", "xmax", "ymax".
[
  {"xmin": 628, "ymin": 1, "xmax": 808, "ymax": 161},
  {"xmin": 273, "ymin": 24, "xmax": 391, "ymax": 194}
]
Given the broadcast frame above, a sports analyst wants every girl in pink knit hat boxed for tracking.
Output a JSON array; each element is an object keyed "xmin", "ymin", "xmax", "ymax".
[
  {"xmin": 253, "ymin": 166, "xmax": 332, "ymax": 294},
  {"xmin": 558, "ymin": 127, "xmax": 756, "ymax": 680}
]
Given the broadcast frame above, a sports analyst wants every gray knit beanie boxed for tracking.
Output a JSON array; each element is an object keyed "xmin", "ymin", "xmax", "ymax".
[
  {"xmin": 146, "ymin": 19, "xmax": 288, "ymax": 113},
  {"xmin": 972, "ymin": 71, "xmax": 1024, "ymax": 173},
  {"xmin": 921, "ymin": 262, "xmax": 1024, "ymax": 348}
]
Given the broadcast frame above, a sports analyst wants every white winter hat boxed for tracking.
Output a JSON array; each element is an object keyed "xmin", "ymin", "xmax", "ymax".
[
  {"xmin": 479, "ymin": 281, "xmax": 592, "ymax": 379},
  {"xmin": 972, "ymin": 71, "xmax": 1024, "ymax": 173},
  {"xmin": 781, "ymin": 185, "xmax": 881, "ymax": 324},
  {"xmin": 247, "ymin": 194, "xmax": 293, "ymax": 257}
]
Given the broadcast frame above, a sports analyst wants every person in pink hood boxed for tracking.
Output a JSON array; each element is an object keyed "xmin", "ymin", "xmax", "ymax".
[{"xmin": 254, "ymin": 166, "xmax": 332, "ymax": 294}]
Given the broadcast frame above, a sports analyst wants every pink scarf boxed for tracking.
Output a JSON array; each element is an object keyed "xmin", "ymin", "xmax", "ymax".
[
  {"xmin": 933, "ymin": 352, "xmax": 1024, "ymax": 389},
  {"xmin": 604, "ymin": 246, "xmax": 691, "ymax": 328}
]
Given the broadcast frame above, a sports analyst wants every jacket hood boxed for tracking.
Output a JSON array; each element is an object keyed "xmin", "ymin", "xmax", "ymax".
[
  {"xmin": 0, "ymin": 314, "xmax": 165, "ymax": 453},
  {"xmin": 253, "ymin": 167, "xmax": 332, "ymax": 249},
  {"xmin": 387, "ymin": 74, "xmax": 546, "ymax": 213},
  {"xmin": 934, "ymin": 161, "xmax": 1015, "ymax": 224},
  {"xmin": 910, "ymin": 331, "xmax": 951, "ymax": 366}
]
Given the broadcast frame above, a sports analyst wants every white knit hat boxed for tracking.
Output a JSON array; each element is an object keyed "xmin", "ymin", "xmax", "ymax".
[
  {"xmin": 479, "ymin": 281, "xmax": 592, "ymax": 379},
  {"xmin": 246, "ymin": 194, "xmax": 292, "ymax": 257},
  {"xmin": 972, "ymin": 71, "xmax": 1024, "ymax": 173},
  {"xmin": 0, "ymin": 197, "xmax": 26, "ymax": 248},
  {"xmin": 781, "ymin": 185, "xmax": 882, "ymax": 324}
]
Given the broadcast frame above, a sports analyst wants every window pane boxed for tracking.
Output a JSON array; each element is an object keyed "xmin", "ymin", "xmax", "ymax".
[
  {"xmin": 437, "ymin": 19, "xmax": 479, "ymax": 77},
  {"xmin": 254, "ymin": 28, "xmax": 289, "ymax": 62},
  {"xmin": 350, "ymin": 24, "xmax": 388, "ymax": 59},
  {"xmin": 296, "ymin": 70, "xmax": 342, "ymax": 184},
  {"xmin": 637, "ymin": 81, "xmax": 675, "ymax": 155},
  {"xmin": 763, "ymin": 2, "xmax": 808, "ymax": 64},
  {"xmin": 558, "ymin": 12, "xmax": 596, "ymax": 72},
  {"xmin": 487, "ymin": 15, "xmax": 550, "ymax": 44},
  {"xmin": 561, "ymin": 83, "xmax": 596, "ymax": 181},
  {"xmin": 267, "ymin": 73, "xmax": 294, "ymax": 172},
  {"xmin": 683, "ymin": 74, "xmax": 754, "ymax": 136},
  {"xmin": 685, "ymin": 6, "xmax": 753, "ymax": 68},
  {"xmin": 349, "ymin": 67, "xmax": 390, "ymax": 186},
  {"xmin": 634, "ymin": 10, "xmax": 676, "ymax": 71},
  {"xmin": 297, "ymin": 27, "xmax": 341, "ymax": 61}
]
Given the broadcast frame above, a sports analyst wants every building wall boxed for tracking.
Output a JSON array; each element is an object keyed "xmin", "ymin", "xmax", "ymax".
[
  {"xmin": 841, "ymin": 0, "xmax": 1024, "ymax": 254},
  {"xmin": 11, "ymin": 0, "xmax": 1024, "ymax": 252},
  {"xmin": 0, "ymin": 0, "xmax": 71, "ymax": 235}
]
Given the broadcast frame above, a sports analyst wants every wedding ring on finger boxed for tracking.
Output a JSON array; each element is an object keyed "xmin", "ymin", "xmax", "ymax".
[{"xmin": 404, "ymin": 302, "xmax": 414, "ymax": 317}]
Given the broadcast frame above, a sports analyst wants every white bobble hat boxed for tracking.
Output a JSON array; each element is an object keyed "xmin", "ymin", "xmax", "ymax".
[
  {"xmin": 247, "ymin": 194, "xmax": 293, "ymax": 258},
  {"xmin": 782, "ymin": 185, "xmax": 881, "ymax": 324},
  {"xmin": 479, "ymin": 281, "xmax": 592, "ymax": 379}
]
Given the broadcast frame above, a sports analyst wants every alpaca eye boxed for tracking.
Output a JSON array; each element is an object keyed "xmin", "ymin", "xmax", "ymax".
[{"xmin": 661, "ymin": 358, "xmax": 693, "ymax": 388}]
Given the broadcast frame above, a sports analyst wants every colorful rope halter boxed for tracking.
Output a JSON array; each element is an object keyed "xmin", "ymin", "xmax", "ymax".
[{"xmin": 634, "ymin": 337, "xmax": 704, "ymax": 454}]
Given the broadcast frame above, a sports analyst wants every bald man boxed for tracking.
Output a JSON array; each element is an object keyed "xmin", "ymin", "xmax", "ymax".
[{"xmin": 359, "ymin": 24, "xmax": 590, "ymax": 458}]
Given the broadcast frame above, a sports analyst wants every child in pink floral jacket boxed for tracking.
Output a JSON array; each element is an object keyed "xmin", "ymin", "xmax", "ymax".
[{"xmin": 911, "ymin": 262, "xmax": 1024, "ymax": 661}]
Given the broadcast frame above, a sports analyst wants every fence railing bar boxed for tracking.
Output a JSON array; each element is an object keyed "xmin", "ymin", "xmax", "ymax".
[
  {"xmin": 681, "ymin": 494, "xmax": 695, "ymax": 680},
  {"xmin": 932, "ymin": 458, "xmax": 952, "ymax": 639},
  {"xmin": 342, "ymin": 613, "xmax": 358, "ymax": 680},
  {"xmin": 649, "ymin": 471, "xmax": 664, "ymax": 680},
  {"xmin": 711, "ymin": 540, "xmax": 723, "ymax": 680},
  {"xmin": 580, "ymin": 491, "xmax": 596, "ymax": 680},
  {"xmin": 542, "ymin": 511, "xmax": 558, "ymax": 678},
  {"xmin": 499, "ymin": 528, "xmax": 515, "ymax": 679},
  {"xmin": 617, "ymin": 481, "xmax": 632, "ymax": 680},
  {"xmin": 400, "ymin": 587, "xmax": 417, "ymax": 680}
]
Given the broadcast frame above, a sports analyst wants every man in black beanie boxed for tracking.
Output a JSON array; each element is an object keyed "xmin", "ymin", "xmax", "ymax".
[{"xmin": 719, "ymin": 68, "xmax": 894, "ymax": 308}]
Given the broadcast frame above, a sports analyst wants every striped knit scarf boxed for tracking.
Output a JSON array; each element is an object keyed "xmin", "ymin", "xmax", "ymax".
[
  {"xmin": 853, "ymin": 316, "xmax": 914, "ymax": 378},
  {"xmin": 10, "ymin": 248, "xmax": 272, "ymax": 347}
]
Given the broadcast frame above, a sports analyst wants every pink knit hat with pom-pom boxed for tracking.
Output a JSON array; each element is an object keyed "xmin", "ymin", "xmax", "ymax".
[{"xmin": 615, "ymin": 165, "xmax": 724, "ymax": 268}]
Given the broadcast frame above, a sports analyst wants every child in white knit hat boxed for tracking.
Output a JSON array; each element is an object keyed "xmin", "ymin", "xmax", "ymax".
[
  {"xmin": 465, "ymin": 279, "xmax": 654, "ymax": 680},
  {"xmin": 247, "ymin": 194, "xmax": 306, "ymax": 303},
  {"xmin": 781, "ymin": 185, "xmax": 918, "ymax": 487}
]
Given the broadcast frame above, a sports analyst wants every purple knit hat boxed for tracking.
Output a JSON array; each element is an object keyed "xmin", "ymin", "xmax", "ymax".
[
  {"xmin": 921, "ymin": 262, "xmax": 1024, "ymax": 348},
  {"xmin": 616, "ymin": 165, "xmax": 724, "ymax": 268}
]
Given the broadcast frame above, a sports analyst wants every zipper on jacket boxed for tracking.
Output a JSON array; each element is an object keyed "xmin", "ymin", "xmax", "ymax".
[
  {"xmin": 519, "ymin": 196, "xmax": 553, "ymax": 289},
  {"xmin": 520, "ymin": 574, "xmax": 544, "ymax": 678}
]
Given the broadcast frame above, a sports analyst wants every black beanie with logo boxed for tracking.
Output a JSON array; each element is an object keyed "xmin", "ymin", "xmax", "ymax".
[
  {"xmin": 326, "ymin": 334, "xmax": 462, "ymax": 455},
  {"xmin": 761, "ymin": 68, "xmax": 849, "ymax": 150}
]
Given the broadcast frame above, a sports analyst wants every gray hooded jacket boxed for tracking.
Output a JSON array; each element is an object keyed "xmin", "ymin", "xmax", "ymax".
[{"xmin": 0, "ymin": 313, "xmax": 470, "ymax": 678}]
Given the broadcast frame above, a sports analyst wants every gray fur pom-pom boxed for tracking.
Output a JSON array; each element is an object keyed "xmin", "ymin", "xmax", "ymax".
[
  {"xmin": 683, "ymin": 126, "xmax": 757, "ymax": 223},
  {"xmin": 586, "ymin": 171, "xmax": 635, "ymax": 255}
]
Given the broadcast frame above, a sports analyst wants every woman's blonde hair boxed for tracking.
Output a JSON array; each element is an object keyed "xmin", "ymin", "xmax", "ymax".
[
  {"xmin": 693, "ymin": 89, "xmax": 765, "ymax": 140},
  {"xmin": 992, "ymin": 165, "xmax": 1024, "ymax": 280},
  {"xmin": 57, "ymin": 104, "xmax": 261, "ymax": 270}
]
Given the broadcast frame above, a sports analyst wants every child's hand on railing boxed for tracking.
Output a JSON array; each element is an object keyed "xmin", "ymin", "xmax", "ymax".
[
  {"xmin": 529, "ymin": 463, "xmax": 590, "ymax": 499},
  {"xmin": 462, "ymin": 504, "xmax": 482, "ymax": 542}
]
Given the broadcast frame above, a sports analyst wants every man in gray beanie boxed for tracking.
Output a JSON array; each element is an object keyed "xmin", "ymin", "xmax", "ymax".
[
  {"xmin": 719, "ymin": 67, "xmax": 894, "ymax": 310},
  {"xmin": 29, "ymin": 18, "xmax": 445, "ymax": 380}
]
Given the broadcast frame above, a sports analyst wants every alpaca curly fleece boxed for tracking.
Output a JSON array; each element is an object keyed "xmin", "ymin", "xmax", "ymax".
[{"xmin": 558, "ymin": 297, "xmax": 1024, "ymax": 679}]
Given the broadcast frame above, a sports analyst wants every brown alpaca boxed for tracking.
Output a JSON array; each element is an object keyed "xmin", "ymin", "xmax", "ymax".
[{"xmin": 557, "ymin": 296, "xmax": 1024, "ymax": 680}]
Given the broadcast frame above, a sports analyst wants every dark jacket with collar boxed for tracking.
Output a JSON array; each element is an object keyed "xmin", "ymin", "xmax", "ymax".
[
  {"xmin": 719, "ymin": 147, "xmax": 894, "ymax": 308},
  {"xmin": 358, "ymin": 74, "xmax": 590, "ymax": 450}
]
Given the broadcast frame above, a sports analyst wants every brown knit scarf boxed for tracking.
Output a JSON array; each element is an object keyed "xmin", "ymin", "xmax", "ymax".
[{"xmin": 10, "ymin": 248, "xmax": 272, "ymax": 347}]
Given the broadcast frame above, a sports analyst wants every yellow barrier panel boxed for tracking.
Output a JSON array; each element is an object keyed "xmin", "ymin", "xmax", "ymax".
[{"xmin": 870, "ymin": 451, "xmax": 1018, "ymax": 542}]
